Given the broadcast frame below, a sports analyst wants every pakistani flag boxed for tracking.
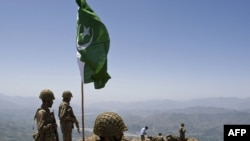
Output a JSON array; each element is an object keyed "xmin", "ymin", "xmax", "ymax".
[{"xmin": 76, "ymin": 0, "xmax": 111, "ymax": 89}]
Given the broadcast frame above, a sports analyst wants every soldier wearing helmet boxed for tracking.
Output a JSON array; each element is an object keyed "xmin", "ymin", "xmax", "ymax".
[
  {"xmin": 155, "ymin": 133, "xmax": 164, "ymax": 141},
  {"xmin": 58, "ymin": 90, "xmax": 80, "ymax": 141},
  {"xmin": 34, "ymin": 89, "xmax": 57, "ymax": 141},
  {"xmin": 90, "ymin": 112, "xmax": 128, "ymax": 141}
]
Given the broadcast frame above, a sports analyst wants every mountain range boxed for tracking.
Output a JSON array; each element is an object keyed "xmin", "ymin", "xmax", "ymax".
[{"xmin": 1, "ymin": 93, "xmax": 250, "ymax": 112}]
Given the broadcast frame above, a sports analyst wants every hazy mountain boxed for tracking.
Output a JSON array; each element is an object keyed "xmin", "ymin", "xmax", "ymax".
[
  {"xmin": 86, "ymin": 97, "xmax": 250, "ymax": 112},
  {"xmin": 0, "ymin": 93, "xmax": 40, "ymax": 109},
  {"xmin": 1, "ymin": 93, "xmax": 250, "ymax": 112}
]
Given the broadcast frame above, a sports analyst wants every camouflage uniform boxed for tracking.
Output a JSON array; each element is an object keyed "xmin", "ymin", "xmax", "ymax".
[
  {"xmin": 92, "ymin": 112, "xmax": 128, "ymax": 141},
  {"xmin": 179, "ymin": 123, "xmax": 186, "ymax": 141},
  {"xmin": 155, "ymin": 133, "xmax": 164, "ymax": 141},
  {"xmin": 166, "ymin": 135, "xmax": 179, "ymax": 141},
  {"xmin": 58, "ymin": 91, "xmax": 79, "ymax": 141},
  {"xmin": 35, "ymin": 89, "xmax": 57, "ymax": 141}
]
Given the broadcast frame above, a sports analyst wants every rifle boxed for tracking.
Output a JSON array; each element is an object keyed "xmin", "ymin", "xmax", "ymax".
[{"xmin": 51, "ymin": 110, "xmax": 60, "ymax": 141}]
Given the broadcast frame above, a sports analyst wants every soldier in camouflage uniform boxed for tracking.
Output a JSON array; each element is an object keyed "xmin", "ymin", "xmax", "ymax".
[
  {"xmin": 155, "ymin": 133, "xmax": 164, "ymax": 141},
  {"xmin": 87, "ymin": 112, "xmax": 128, "ymax": 141},
  {"xmin": 35, "ymin": 89, "xmax": 58, "ymax": 141},
  {"xmin": 58, "ymin": 90, "xmax": 80, "ymax": 141},
  {"xmin": 179, "ymin": 123, "xmax": 186, "ymax": 141}
]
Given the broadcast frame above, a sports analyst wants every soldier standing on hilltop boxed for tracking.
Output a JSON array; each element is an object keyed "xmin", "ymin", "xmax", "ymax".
[
  {"xmin": 58, "ymin": 90, "xmax": 80, "ymax": 141},
  {"xmin": 34, "ymin": 89, "xmax": 58, "ymax": 141},
  {"xmin": 179, "ymin": 123, "xmax": 186, "ymax": 141}
]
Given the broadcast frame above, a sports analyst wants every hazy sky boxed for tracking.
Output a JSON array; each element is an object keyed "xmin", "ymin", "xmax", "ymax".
[{"xmin": 0, "ymin": 0, "xmax": 249, "ymax": 104}]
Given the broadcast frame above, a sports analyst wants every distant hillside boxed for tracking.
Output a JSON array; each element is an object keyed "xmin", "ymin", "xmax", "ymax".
[
  {"xmin": 124, "ymin": 111, "xmax": 250, "ymax": 141},
  {"xmin": 1, "ymin": 93, "xmax": 250, "ymax": 112},
  {"xmin": 0, "ymin": 93, "xmax": 59, "ymax": 110},
  {"xmin": 86, "ymin": 97, "xmax": 250, "ymax": 112}
]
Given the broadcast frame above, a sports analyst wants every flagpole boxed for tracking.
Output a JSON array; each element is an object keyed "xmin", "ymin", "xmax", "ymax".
[{"xmin": 81, "ymin": 81, "xmax": 85, "ymax": 141}]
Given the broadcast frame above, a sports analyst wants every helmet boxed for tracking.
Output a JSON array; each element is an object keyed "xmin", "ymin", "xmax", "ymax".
[
  {"xmin": 39, "ymin": 89, "xmax": 55, "ymax": 101},
  {"xmin": 62, "ymin": 90, "xmax": 73, "ymax": 98},
  {"xmin": 93, "ymin": 112, "xmax": 128, "ymax": 137}
]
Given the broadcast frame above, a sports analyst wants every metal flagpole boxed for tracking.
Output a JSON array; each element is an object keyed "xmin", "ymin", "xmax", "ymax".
[{"xmin": 81, "ymin": 81, "xmax": 85, "ymax": 141}]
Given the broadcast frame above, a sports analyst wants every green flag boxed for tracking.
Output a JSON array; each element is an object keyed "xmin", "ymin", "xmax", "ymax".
[{"xmin": 76, "ymin": 0, "xmax": 111, "ymax": 89}]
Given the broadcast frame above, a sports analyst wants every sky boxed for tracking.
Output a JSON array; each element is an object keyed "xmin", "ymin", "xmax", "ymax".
[{"xmin": 0, "ymin": 0, "xmax": 249, "ymax": 105}]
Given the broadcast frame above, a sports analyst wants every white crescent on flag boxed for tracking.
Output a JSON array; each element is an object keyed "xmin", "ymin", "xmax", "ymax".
[{"xmin": 77, "ymin": 26, "xmax": 93, "ymax": 51}]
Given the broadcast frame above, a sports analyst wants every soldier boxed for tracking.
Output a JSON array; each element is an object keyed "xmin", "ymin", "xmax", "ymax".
[
  {"xmin": 58, "ymin": 90, "xmax": 80, "ymax": 141},
  {"xmin": 179, "ymin": 123, "xmax": 186, "ymax": 141},
  {"xmin": 155, "ymin": 133, "xmax": 164, "ymax": 141},
  {"xmin": 34, "ymin": 89, "xmax": 58, "ymax": 141},
  {"xmin": 91, "ymin": 112, "xmax": 128, "ymax": 141}
]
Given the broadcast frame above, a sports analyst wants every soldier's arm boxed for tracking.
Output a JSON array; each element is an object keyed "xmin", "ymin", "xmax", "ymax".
[
  {"xmin": 68, "ymin": 107, "xmax": 79, "ymax": 122},
  {"xmin": 69, "ymin": 107, "xmax": 80, "ymax": 133},
  {"xmin": 37, "ymin": 110, "xmax": 54, "ymax": 133},
  {"xmin": 59, "ymin": 105, "xmax": 72, "ymax": 121}
]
